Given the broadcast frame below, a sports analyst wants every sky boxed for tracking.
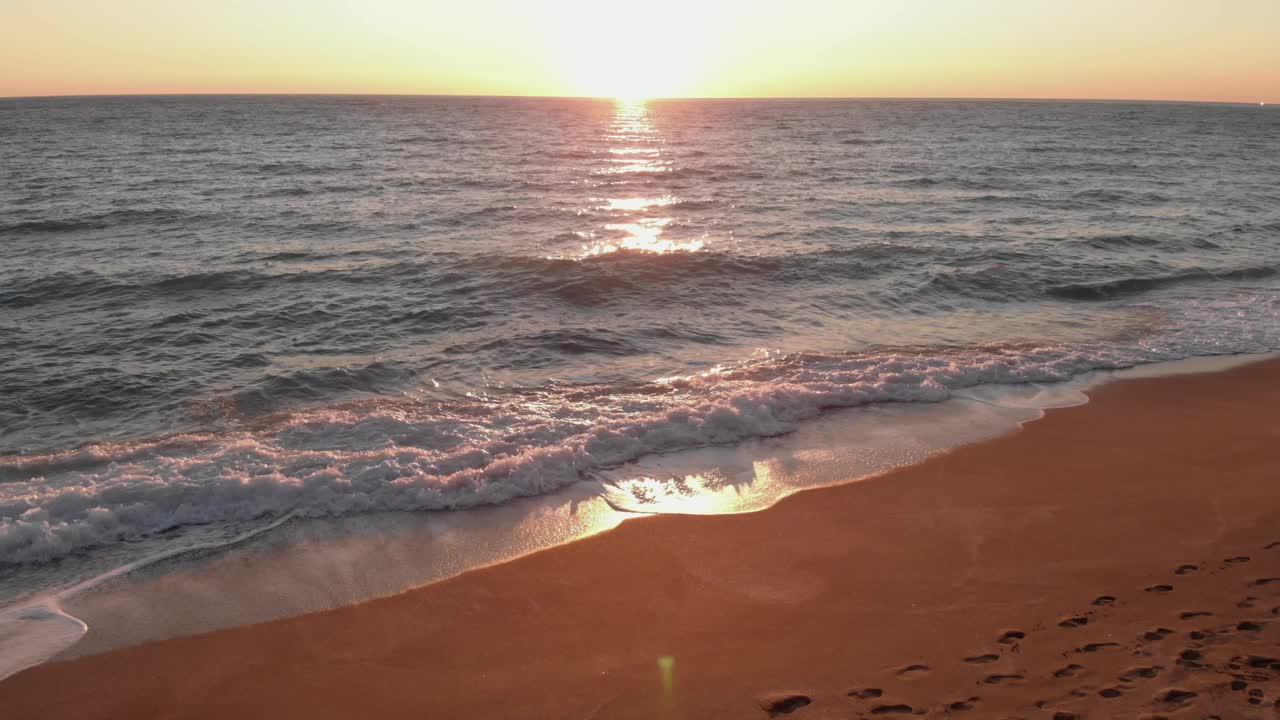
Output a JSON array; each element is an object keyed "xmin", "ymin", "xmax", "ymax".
[{"xmin": 2, "ymin": 0, "xmax": 1277, "ymax": 102}]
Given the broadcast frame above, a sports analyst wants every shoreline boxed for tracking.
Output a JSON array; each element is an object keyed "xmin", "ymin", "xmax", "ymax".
[
  {"xmin": 5, "ymin": 357, "xmax": 1280, "ymax": 718},
  {"xmin": 19, "ymin": 352, "xmax": 1259, "ymax": 667},
  {"xmin": 13, "ymin": 355, "xmax": 1089, "ymax": 667}
]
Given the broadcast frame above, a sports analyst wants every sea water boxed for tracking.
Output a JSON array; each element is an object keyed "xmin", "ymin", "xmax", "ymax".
[{"xmin": 2, "ymin": 96, "xmax": 1278, "ymax": 676}]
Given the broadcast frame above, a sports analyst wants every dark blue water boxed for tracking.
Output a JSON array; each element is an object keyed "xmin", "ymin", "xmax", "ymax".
[{"xmin": 2, "ymin": 96, "xmax": 1279, "ymax": 565}]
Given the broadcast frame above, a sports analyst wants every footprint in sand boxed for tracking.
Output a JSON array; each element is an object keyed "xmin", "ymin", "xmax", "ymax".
[
  {"xmin": 1177, "ymin": 649, "xmax": 1203, "ymax": 668},
  {"xmin": 1076, "ymin": 642, "xmax": 1120, "ymax": 653},
  {"xmin": 1099, "ymin": 686, "xmax": 1125, "ymax": 698},
  {"xmin": 758, "ymin": 693, "xmax": 811, "ymax": 716},
  {"xmin": 1052, "ymin": 663, "xmax": 1084, "ymax": 678},
  {"xmin": 1119, "ymin": 665, "xmax": 1162, "ymax": 681},
  {"xmin": 997, "ymin": 630, "xmax": 1026, "ymax": 645},
  {"xmin": 848, "ymin": 688, "xmax": 883, "ymax": 699},
  {"xmin": 869, "ymin": 704, "xmax": 914, "ymax": 715},
  {"xmin": 1157, "ymin": 688, "xmax": 1198, "ymax": 705},
  {"xmin": 820, "ymin": 543, "xmax": 1277, "ymax": 719},
  {"xmin": 1243, "ymin": 654, "xmax": 1279, "ymax": 669}
]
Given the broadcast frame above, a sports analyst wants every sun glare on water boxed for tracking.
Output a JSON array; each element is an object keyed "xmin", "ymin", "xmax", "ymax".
[
  {"xmin": 583, "ymin": 218, "xmax": 706, "ymax": 256},
  {"xmin": 551, "ymin": 98, "xmax": 710, "ymax": 259}
]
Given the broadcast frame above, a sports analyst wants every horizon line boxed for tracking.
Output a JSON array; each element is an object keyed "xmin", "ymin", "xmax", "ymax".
[{"xmin": 0, "ymin": 92, "xmax": 1272, "ymax": 106}]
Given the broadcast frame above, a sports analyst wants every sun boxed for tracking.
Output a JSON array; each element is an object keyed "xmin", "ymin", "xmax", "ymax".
[
  {"xmin": 537, "ymin": 0, "xmax": 724, "ymax": 99},
  {"xmin": 575, "ymin": 53, "xmax": 681, "ymax": 100}
]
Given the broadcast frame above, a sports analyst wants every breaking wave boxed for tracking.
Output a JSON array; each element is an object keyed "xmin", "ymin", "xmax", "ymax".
[
  {"xmin": 0, "ymin": 341, "xmax": 1213, "ymax": 565},
  {"xmin": 1048, "ymin": 265, "xmax": 1278, "ymax": 301}
]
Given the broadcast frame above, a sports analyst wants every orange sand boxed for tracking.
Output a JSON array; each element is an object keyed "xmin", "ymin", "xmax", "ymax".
[{"xmin": 4, "ymin": 360, "xmax": 1280, "ymax": 719}]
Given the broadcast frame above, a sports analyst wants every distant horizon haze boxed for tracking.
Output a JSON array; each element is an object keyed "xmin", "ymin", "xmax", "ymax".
[
  {"xmin": 1, "ymin": 93, "xmax": 1276, "ymax": 105},
  {"xmin": 3, "ymin": 0, "xmax": 1277, "ymax": 103}
]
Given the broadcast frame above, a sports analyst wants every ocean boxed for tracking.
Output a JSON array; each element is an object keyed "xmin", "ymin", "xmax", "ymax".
[{"xmin": 1, "ymin": 95, "xmax": 1278, "ymax": 671}]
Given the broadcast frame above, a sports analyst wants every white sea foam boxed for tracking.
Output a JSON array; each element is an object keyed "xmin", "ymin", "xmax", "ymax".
[
  {"xmin": 0, "ymin": 600, "xmax": 86, "ymax": 683},
  {"xmin": 0, "ymin": 350, "xmax": 1273, "ymax": 684},
  {"xmin": 16, "ymin": 373, "xmax": 1082, "ymax": 670},
  {"xmin": 0, "ymin": 337, "xmax": 1246, "ymax": 567},
  {"xmin": 0, "ymin": 345, "xmax": 1098, "ymax": 562},
  {"xmin": 0, "ymin": 512, "xmax": 296, "ymax": 682}
]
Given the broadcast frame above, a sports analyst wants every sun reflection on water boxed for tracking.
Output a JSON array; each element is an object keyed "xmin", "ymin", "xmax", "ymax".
[
  {"xmin": 567, "ymin": 99, "xmax": 708, "ymax": 258},
  {"xmin": 601, "ymin": 196, "xmax": 676, "ymax": 212},
  {"xmin": 582, "ymin": 219, "xmax": 705, "ymax": 257}
]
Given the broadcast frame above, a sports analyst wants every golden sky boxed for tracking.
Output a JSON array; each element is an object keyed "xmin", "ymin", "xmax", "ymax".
[{"xmin": 3, "ymin": 0, "xmax": 1277, "ymax": 102}]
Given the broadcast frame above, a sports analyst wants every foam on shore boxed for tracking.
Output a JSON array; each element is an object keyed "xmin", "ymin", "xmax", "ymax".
[{"xmin": 0, "ymin": 352, "xmax": 1259, "ymax": 677}]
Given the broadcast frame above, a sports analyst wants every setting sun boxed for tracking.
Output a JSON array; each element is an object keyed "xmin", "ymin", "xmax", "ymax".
[{"xmin": 537, "ymin": 0, "xmax": 726, "ymax": 98}]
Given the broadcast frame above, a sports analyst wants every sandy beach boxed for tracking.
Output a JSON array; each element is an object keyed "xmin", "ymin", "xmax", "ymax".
[{"xmin": 4, "ymin": 359, "xmax": 1280, "ymax": 719}]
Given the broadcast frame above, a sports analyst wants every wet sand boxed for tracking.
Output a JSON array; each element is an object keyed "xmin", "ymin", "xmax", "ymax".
[{"xmin": 4, "ymin": 359, "xmax": 1280, "ymax": 719}]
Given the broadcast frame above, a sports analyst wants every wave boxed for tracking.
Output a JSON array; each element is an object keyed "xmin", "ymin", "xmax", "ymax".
[
  {"xmin": 1071, "ymin": 188, "xmax": 1170, "ymax": 206},
  {"xmin": 2, "ymin": 264, "xmax": 390, "ymax": 308},
  {"xmin": 917, "ymin": 257, "xmax": 1046, "ymax": 302},
  {"xmin": 0, "ymin": 209, "xmax": 203, "ymax": 235},
  {"xmin": 1047, "ymin": 265, "xmax": 1278, "ymax": 301},
  {"xmin": 0, "ymin": 343, "xmax": 1146, "ymax": 565},
  {"xmin": 224, "ymin": 362, "xmax": 418, "ymax": 416},
  {"xmin": 1075, "ymin": 234, "xmax": 1165, "ymax": 250},
  {"xmin": 0, "ymin": 271, "xmax": 131, "ymax": 309},
  {"xmin": 0, "ymin": 242, "xmax": 1025, "ymax": 313},
  {"xmin": 244, "ymin": 247, "xmax": 410, "ymax": 264},
  {"xmin": 959, "ymin": 188, "xmax": 1172, "ymax": 211},
  {"xmin": 391, "ymin": 134, "xmax": 449, "ymax": 145},
  {"xmin": 150, "ymin": 269, "xmax": 267, "ymax": 293},
  {"xmin": 255, "ymin": 185, "xmax": 370, "ymax": 199},
  {"xmin": 670, "ymin": 199, "xmax": 717, "ymax": 210},
  {"xmin": 255, "ymin": 251, "xmax": 314, "ymax": 262},
  {"xmin": 889, "ymin": 176, "xmax": 1010, "ymax": 191},
  {"xmin": 436, "ymin": 329, "xmax": 654, "ymax": 368},
  {"xmin": 7, "ymin": 242, "xmax": 1276, "ymax": 328},
  {"xmin": 259, "ymin": 187, "xmax": 314, "ymax": 198},
  {"xmin": 242, "ymin": 161, "xmax": 357, "ymax": 177},
  {"xmin": 446, "ymin": 250, "xmax": 783, "ymax": 306}
]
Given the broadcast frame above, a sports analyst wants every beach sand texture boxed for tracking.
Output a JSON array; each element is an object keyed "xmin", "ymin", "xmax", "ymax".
[{"xmin": 3, "ymin": 359, "xmax": 1279, "ymax": 719}]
